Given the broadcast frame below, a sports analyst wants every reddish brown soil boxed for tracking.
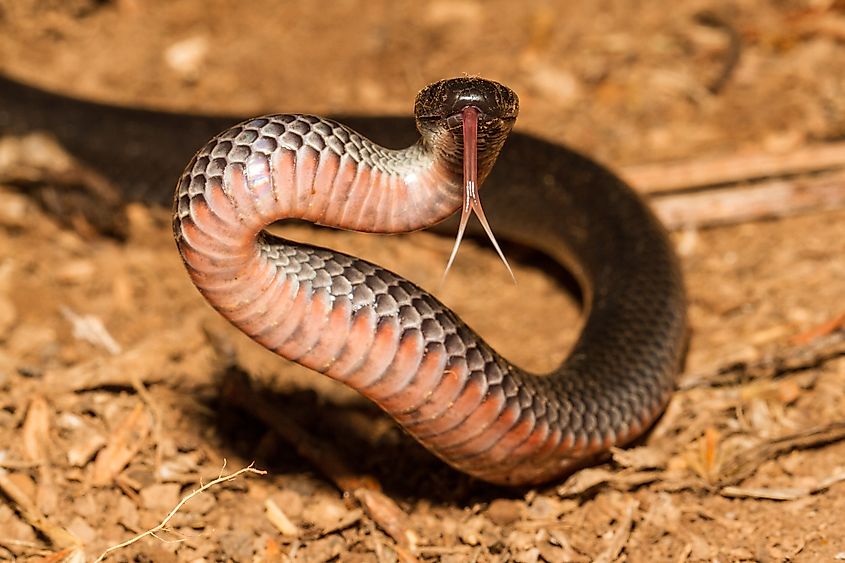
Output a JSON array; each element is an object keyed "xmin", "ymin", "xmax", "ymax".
[{"xmin": 1, "ymin": 1, "xmax": 845, "ymax": 561}]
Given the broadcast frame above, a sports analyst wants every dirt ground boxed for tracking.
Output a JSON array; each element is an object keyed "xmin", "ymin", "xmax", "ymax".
[{"xmin": 1, "ymin": 0, "xmax": 845, "ymax": 561}]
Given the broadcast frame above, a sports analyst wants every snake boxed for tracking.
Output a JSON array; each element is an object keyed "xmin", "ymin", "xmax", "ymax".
[{"xmin": 170, "ymin": 77, "xmax": 687, "ymax": 486}]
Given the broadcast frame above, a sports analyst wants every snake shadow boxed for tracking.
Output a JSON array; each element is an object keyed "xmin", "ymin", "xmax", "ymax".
[
  {"xmin": 210, "ymin": 364, "xmax": 649, "ymax": 504},
  {"xmin": 1, "ymin": 73, "xmax": 666, "ymax": 502}
]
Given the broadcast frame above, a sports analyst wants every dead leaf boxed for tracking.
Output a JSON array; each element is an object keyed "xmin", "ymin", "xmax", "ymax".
[
  {"xmin": 22, "ymin": 396, "xmax": 52, "ymax": 463},
  {"xmin": 355, "ymin": 488, "xmax": 418, "ymax": 552},
  {"xmin": 92, "ymin": 403, "xmax": 152, "ymax": 485}
]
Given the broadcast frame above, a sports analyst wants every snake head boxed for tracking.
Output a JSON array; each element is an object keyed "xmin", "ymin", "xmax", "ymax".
[
  {"xmin": 414, "ymin": 76, "xmax": 519, "ymax": 185},
  {"xmin": 414, "ymin": 76, "xmax": 519, "ymax": 122},
  {"xmin": 415, "ymin": 77, "xmax": 520, "ymax": 283},
  {"xmin": 415, "ymin": 77, "xmax": 518, "ymax": 166}
]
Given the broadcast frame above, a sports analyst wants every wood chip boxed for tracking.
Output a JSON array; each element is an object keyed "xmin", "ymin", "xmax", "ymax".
[
  {"xmin": 0, "ymin": 469, "xmax": 80, "ymax": 549},
  {"xmin": 486, "ymin": 498, "xmax": 524, "ymax": 526},
  {"xmin": 264, "ymin": 497, "xmax": 300, "ymax": 537},
  {"xmin": 355, "ymin": 488, "xmax": 418, "ymax": 553},
  {"xmin": 557, "ymin": 467, "xmax": 661, "ymax": 497},
  {"xmin": 92, "ymin": 403, "xmax": 152, "ymax": 485},
  {"xmin": 720, "ymin": 469, "xmax": 845, "ymax": 500},
  {"xmin": 593, "ymin": 499, "xmax": 638, "ymax": 563},
  {"xmin": 60, "ymin": 306, "xmax": 121, "ymax": 355},
  {"xmin": 21, "ymin": 396, "xmax": 52, "ymax": 463},
  {"xmin": 610, "ymin": 446, "xmax": 668, "ymax": 470},
  {"xmin": 66, "ymin": 431, "xmax": 107, "ymax": 467}
]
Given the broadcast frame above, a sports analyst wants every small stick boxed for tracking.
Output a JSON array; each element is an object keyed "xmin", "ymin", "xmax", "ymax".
[
  {"xmin": 715, "ymin": 422, "xmax": 845, "ymax": 487},
  {"xmin": 0, "ymin": 469, "xmax": 80, "ymax": 549},
  {"xmin": 622, "ymin": 141, "xmax": 845, "ymax": 194},
  {"xmin": 593, "ymin": 499, "xmax": 638, "ymax": 563},
  {"xmin": 681, "ymin": 328, "xmax": 845, "ymax": 389},
  {"xmin": 693, "ymin": 11, "xmax": 742, "ymax": 94},
  {"xmin": 790, "ymin": 311, "xmax": 845, "ymax": 345},
  {"xmin": 650, "ymin": 170, "xmax": 845, "ymax": 229},
  {"xmin": 93, "ymin": 462, "xmax": 265, "ymax": 563}
]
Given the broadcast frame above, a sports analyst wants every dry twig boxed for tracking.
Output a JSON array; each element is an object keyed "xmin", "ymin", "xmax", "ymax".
[
  {"xmin": 681, "ymin": 329, "xmax": 845, "ymax": 389},
  {"xmin": 620, "ymin": 141, "xmax": 845, "ymax": 229},
  {"xmin": 593, "ymin": 499, "xmax": 638, "ymax": 563},
  {"xmin": 93, "ymin": 462, "xmax": 266, "ymax": 563},
  {"xmin": 650, "ymin": 170, "xmax": 845, "ymax": 229},
  {"xmin": 720, "ymin": 470, "xmax": 845, "ymax": 500},
  {"xmin": 623, "ymin": 141, "xmax": 845, "ymax": 194},
  {"xmin": 715, "ymin": 421, "xmax": 845, "ymax": 487},
  {"xmin": 0, "ymin": 469, "xmax": 80, "ymax": 550}
]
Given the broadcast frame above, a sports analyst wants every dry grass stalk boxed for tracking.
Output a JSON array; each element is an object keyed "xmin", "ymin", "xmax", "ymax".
[{"xmin": 93, "ymin": 462, "xmax": 266, "ymax": 563}]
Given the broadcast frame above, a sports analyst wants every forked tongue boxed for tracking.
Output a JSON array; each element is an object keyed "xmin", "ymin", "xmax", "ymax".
[{"xmin": 442, "ymin": 106, "xmax": 516, "ymax": 284}]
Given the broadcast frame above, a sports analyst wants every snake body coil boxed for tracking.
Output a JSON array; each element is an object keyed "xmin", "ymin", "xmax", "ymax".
[{"xmin": 173, "ymin": 77, "xmax": 686, "ymax": 485}]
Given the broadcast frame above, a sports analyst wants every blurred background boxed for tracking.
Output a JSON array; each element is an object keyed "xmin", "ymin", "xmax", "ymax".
[{"xmin": 5, "ymin": 0, "xmax": 845, "ymax": 163}]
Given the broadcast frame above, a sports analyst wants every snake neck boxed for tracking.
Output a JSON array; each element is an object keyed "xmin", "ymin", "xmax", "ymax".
[
  {"xmin": 417, "ymin": 116, "xmax": 514, "ymax": 187},
  {"xmin": 173, "ymin": 114, "xmax": 471, "ymax": 246}
]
